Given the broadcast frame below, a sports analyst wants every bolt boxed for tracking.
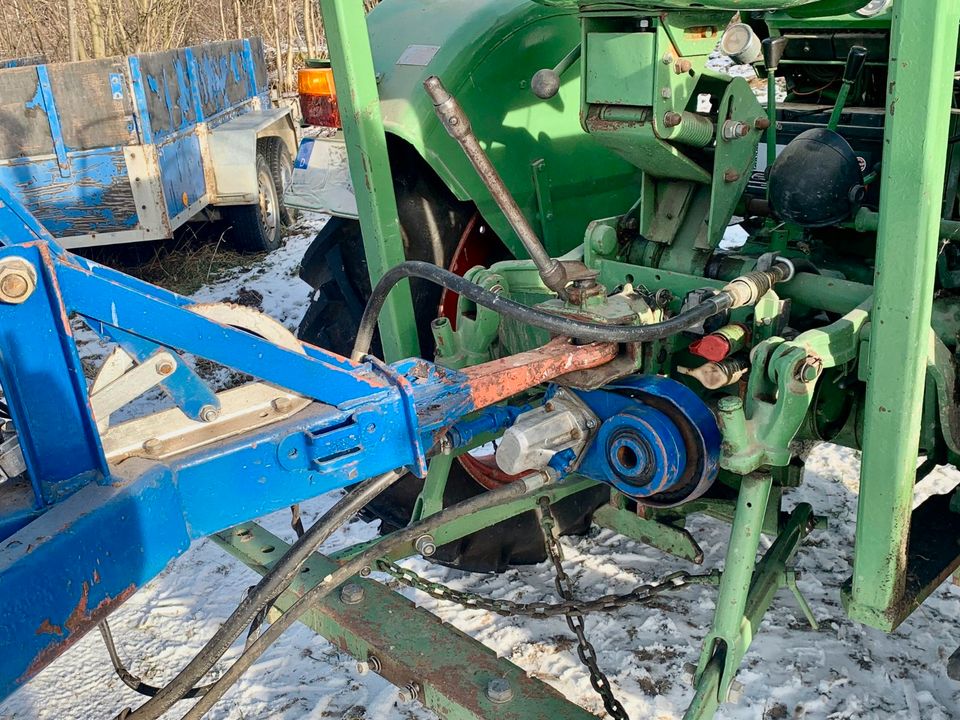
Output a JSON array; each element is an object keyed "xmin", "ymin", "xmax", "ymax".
[
  {"xmin": 585, "ymin": 418, "xmax": 598, "ymax": 430},
  {"xmin": 155, "ymin": 359, "xmax": 175, "ymax": 376},
  {"xmin": 661, "ymin": 53, "xmax": 674, "ymax": 65},
  {"xmin": 0, "ymin": 259, "xmax": 36, "ymax": 304},
  {"xmin": 356, "ymin": 655, "xmax": 382, "ymax": 675},
  {"xmin": 754, "ymin": 117, "xmax": 771, "ymax": 131},
  {"xmin": 722, "ymin": 120, "xmax": 750, "ymax": 141},
  {"xmin": 438, "ymin": 434, "xmax": 453, "ymax": 456},
  {"xmin": 398, "ymin": 682, "xmax": 421, "ymax": 703},
  {"xmin": 663, "ymin": 111, "xmax": 683, "ymax": 128},
  {"xmin": 199, "ymin": 405, "xmax": 220, "ymax": 422},
  {"xmin": 797, "ymin": 356, "xmax": 823, "ymax": 383},
  {"xmin": 723, "ymin": 169, "xmax": 741, "ymax": 183},
  {"xmin": 415, "ymin": 534, "xmax": 437, "ymax": 557},
  {"xmin": 660, "ymin": 87, "xmax": 672, "ymax": 99},
  {"xmin": 272, "ymin": 396, "xmax": 293, "ymax": 413},
  {"xmin": 674, "ymin": 59, "xmax": 692, "ymax": 74},
  {"xmin": 340, "ymin": 582, "xmax": 365, "ymax": 605},
  {"xmin": 485, "ymin": 677, "xmax": 513, "ymax": 704},
  {"xmin": 359, "ymin": 566, "xmax": 372, "ymax": 577},
  {"xmin": 142, "ymin": 438, "xmax": 163, "ymax": 455}
]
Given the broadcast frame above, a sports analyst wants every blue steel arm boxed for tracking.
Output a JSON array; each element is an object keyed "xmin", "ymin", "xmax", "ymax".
[{"xmin": 0, "ymin": 187, "xmax": 616, "ymax": 699}]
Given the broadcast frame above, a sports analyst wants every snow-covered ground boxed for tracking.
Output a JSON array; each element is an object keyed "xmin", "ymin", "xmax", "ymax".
[{"xmin": 1, "ymin": 214, "xmax": 959, "ymax": 720}]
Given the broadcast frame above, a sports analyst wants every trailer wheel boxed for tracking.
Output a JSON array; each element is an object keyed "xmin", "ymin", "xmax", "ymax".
[
  {"xmin": 260, "ymin": 137, "xmax": 297, "ymax": 227},
  {"xmin": 296, "ymin": 142, "xmax": 608, "ymax": 573},
  {"xmin": 225, "ymin": 151, "xmax": 284, "ymax": 253}
]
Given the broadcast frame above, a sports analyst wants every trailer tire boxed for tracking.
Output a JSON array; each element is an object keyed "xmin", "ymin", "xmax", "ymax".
[
  {"xmin": 296, "ymin": 143, "xmax": 608, "ymax": 573},
  {"xmin": 260, "ymin": 137, "xmax": 297, "ymax": 228},
  {"xmin": 225, "ymin": 150, "xmax": 284, "ymax": 253}
]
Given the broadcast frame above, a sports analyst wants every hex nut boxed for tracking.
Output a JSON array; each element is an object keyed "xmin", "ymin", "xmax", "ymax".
[
  {"xmin": 339, "ymin": 582, "xmax": 365, "ymax": 605},
  {"xmin": 0, "ymin": 259, "xmax": 37, "ymax": 304},
  {"xmin": 398, "ymin": 682, "xmax": 421, "ymax": 703},
  {"xmin": 485, "ymin": 677, "xmax": 514, "ymax": 704},
  {"xmin": 797, "ymin": 356, "xmax": 823, "ymax": 383},
  {"xmin": 155, "ymin": 359, "xmax": 175, "ymax": 376},
  {"xmin": 415, "ymin": 534, "xmax": 437, "ymax": 557},
  {"xmin": 272, "ymin": 396, "xmax": 293, "ymax": 413},
  {"xmin": 199, "ymin": 404, "xmax": 220, "ymax": 422}
]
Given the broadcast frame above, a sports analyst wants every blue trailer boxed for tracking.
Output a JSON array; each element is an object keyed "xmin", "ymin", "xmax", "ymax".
[{"xmin": 0, "ymin": 38, "xmax": 297, "ymax": 252}]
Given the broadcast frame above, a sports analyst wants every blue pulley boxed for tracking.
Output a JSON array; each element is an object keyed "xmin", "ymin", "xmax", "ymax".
[{"xmin": 575, "ymin": 375, "xmax": 721, "ymax": 506}]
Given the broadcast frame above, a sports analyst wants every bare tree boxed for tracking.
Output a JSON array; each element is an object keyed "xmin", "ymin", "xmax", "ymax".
[{"xmin": 67, "ymin": 0, "xmax": 81, "ymax": 60}]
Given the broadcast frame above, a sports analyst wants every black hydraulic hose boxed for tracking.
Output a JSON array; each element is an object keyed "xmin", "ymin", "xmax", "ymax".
[
  {"xmin": 179, "ymin": 471, "xmax": 553, "ymax": 720},
  {"xmin": 120, "ymin": 470, "xmax": 404, "ymax": 720},
  {"xmin": 98, "ymin": 620, "xmax": 214, "ymax": 699},
  {"xmin": 350, "ymin": 261, "xmax": 733, "ymax": 361}
]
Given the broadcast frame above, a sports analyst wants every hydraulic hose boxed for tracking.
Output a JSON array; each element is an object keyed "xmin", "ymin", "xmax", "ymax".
[
  {"xmin": 179, "ymin": 470, "xmax": 553, "ymax": 720},
  {"xmin": 98, "ymin": 620, "xmax": 215, "ymax": 699},
  {"xmin": 350, "ymin": 261, "xmax": 793, "ymax": 361},
  {"xmin": 120, "ymin": 470, "xmax": 404, "ymax": 720}
]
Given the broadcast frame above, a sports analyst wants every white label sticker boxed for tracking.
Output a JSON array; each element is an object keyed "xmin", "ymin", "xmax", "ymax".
[{"xmin": 396, "ymin": 44, "xmax": 441, "ymax": 67}]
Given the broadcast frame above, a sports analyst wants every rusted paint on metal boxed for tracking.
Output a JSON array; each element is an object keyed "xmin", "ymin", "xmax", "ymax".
[
  {"xmin": 464, "ymin": 338, "xmax": 618, "ymax": 409},
  {"xmin": 34, "ymin": 620, "xmax": 63, "ymax": 637},
  {"xmin": 21, "ymin": 581, "xmax": 136, "ymax": 685}
]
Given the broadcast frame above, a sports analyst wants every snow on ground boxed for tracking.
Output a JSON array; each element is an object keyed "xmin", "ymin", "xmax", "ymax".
[{"xmin": 2, "ymin": 214, "xmax": 960, "ymax": 720}]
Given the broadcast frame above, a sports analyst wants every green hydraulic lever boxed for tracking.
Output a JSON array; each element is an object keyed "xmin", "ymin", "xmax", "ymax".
[{"xmin": 828, "ymin": 46, "xmax": 869, "ymax": 131}]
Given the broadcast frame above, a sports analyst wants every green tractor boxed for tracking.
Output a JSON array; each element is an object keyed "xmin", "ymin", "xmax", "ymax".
[{"xmin": 284, "ymin": 0, "xmax": 960, "ymax": 716}]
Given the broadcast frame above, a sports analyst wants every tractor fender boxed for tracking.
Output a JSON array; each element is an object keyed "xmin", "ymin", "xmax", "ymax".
[{"xmin": 366, "ymin": 0, "xmax": 639, "ymax": 259}]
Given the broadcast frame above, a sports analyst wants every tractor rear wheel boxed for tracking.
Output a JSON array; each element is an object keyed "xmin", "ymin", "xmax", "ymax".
[{"xmin": 296, "ymin": 143, "xmax": 608, "ymax": 572}]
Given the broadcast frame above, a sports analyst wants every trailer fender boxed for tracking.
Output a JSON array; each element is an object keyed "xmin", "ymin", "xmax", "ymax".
[{"xmin": 206, "ymin": 108, "xmax": 297, "ymax": 206}]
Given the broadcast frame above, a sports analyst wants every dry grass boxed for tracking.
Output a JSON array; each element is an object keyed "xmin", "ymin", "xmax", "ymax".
[{"xmin": 79, "ymin": 222, "xmax": 266, "ymax": 297}]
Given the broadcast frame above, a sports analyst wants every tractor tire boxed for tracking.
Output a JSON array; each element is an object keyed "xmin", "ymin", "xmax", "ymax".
[
  {"xmin": 296, "ymin": 143, "xmax": 608, "ymax": 573},
  {"xmin": 225, "ymin": 148, "xmax": 284, "ymax": 253}
]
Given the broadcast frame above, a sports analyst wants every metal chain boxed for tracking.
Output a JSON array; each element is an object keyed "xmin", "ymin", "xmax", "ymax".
[
  {"xmin": 375, "ymin": 557, "xmax": 714, "ymax": 620},
  {"xmin": 536, "ymin": 496, "xmax": 629, "ymax": 720},
  {"xmin": 374, "ymin": 500, "xmax": 718, "ymax": 719}
]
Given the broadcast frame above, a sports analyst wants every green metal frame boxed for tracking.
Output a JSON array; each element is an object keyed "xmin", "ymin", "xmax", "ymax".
[
  {"xmin": 847, "ymin": 0, "xmax": 960, "ymax": 631},
  {"xmin": 319, "ymin": 0, "xmax": 417, "ymax": 361}
]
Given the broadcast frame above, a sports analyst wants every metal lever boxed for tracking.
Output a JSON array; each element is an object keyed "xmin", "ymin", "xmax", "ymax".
[
  {"xmin": 762, "ymin": 37, "xmax": 789, "ymax": 193},
  {"xmin": 828, "ymin": 46, "xmax": 868, "ymax": 131},
  {"xmin": 530, "ymin": 44, "xmax": 582, "ymax": 100},
  {"xmin": 424, "ymin": 75, "xmax": 569, "ymax": 298}
]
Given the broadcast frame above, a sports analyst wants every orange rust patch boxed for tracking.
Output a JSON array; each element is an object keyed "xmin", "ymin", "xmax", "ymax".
[
  {"xmin": 35, "ymin": 620, "xmax": 63, "ymax": 637},
  {"xmin": 20, "ymin": 581, "xmax": 136, "ymax": 685},
  {"xmin": 464, "ymin": 339, "xmax": 618, "ymax": 409}
]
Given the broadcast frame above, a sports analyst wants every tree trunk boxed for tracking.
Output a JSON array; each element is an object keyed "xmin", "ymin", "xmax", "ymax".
[
  {"xmin": 234, "ymin": 0, "xmax": 243, "ymax": 38},
  {"xmin": 86, "ymin": 0, "xmax": 108, "ymax": 57},
  {"xmin": 218, "ymin": 0, "xmax": 228, "ymax": 39},
  {"xmin": 303, "ymin": 0, "xmax": 314, "ymax": 59},
  {"xmin": 285, "ymin": 0, "xmax": 295, "ymax": 94},
  {"xmin": 270, "ymin": 0, "xmax": 282, "ymax": 92},
  {"xmin": 67, "ymin": 0, "xmax": 81, "ymax": 61}
]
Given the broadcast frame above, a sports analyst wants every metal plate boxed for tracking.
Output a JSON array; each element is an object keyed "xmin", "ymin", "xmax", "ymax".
[{"xmin": 284, "ymin": 134, "xmax": 358, "ymax": 218}]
